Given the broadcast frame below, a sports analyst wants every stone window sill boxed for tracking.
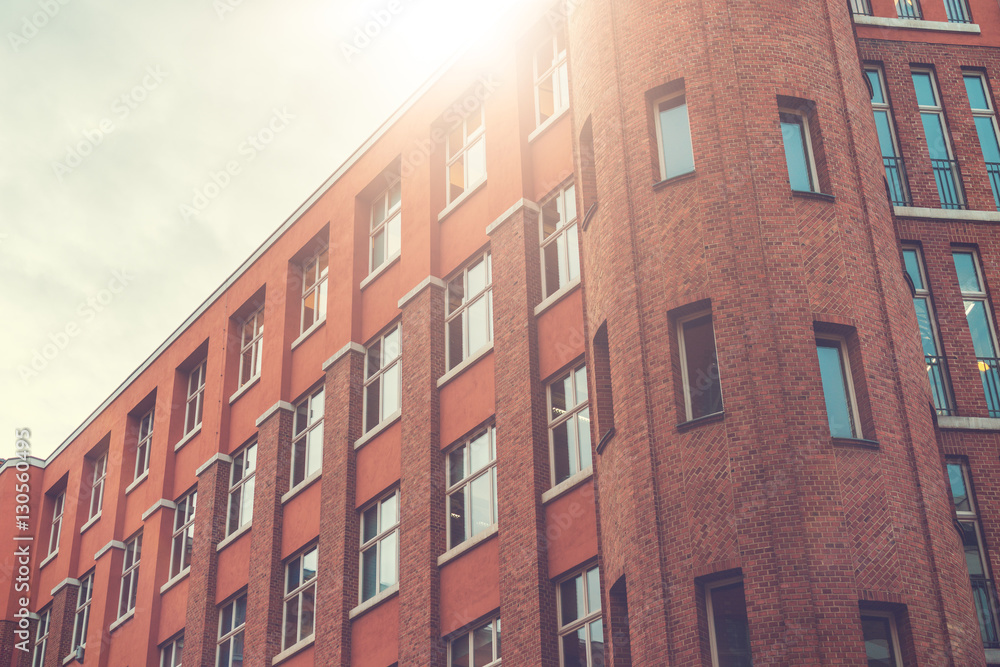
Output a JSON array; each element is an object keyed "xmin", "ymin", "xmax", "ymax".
[
  {"xmin": 534, "ymin": 279, "xmax": 580, "ymax": 317},
  {"xmin": 528, "ymin": 106, "xmax": 569, "ymax": 144},
  {"xmin": 282, "ymin": 470, "xmax": 322, "ymax": 503},
  {"xmin": 677, "ymin": 411, "xmax": 725, "ymax": 431},
  {"xmin": 437, "ymin": 343, "xmax": 493, "ymax": 389},
  {"xmin": 217, "ymin": 521, "xmax": 252, "ymax": 552},
  {"xmin": 893, "ymin": 206, "xmax": 1000, "ymax": 222},
  {"xmin": 108, "ymin": 609, "xmax": 134, "ymax": 633},
  {"xmin": 272, "ymin": 635, "xmax": 315, "ymax": 665},
  {"xmin": 229, "ymin": 374, "xmax": 260, "ymax": 405},
  {"xmin": 174, "ymin": 424, "xmax": 202, "ymax": 452},
  {"xmin": 349, "ymin": 583, "xmax": 399, "ymax": 619},
  {"xmin": 792, "ymin": 190, "xmax": 835, "ymax": 202},
  {"xmin": 360, "ymin": 252, "xmax": 401, "ymax": 291},
  {"xmin": 125, "ymin": 470, "xmax": 149, "ymax": 495},
  {"xmin": 438, "ymin": 524, "xmax": 499, "ymax": 567},
  {"xmin": 438, "ymin": 178, "xmax": 487, "ymax": 223},
  {"xmin": 354, "ymin": 411, "xmax": 402, "ymax": 450},
  {"xmin": 39, "ymin": 550, "xmax": 58, "ymax": 570},
  {"xmin": 159, "ymin": 569, "xmax": 190, "ymax": 595},
  {"xmin": 542, "ymin": 467, "xmax": 594, "ymax": 505},
  {"xmin": 937, "ymin": 416, "xmax": 1000, "ymax": 431},
  {"xmin": 79, "ymin": 513, "xmax": 100, "ymax": 535},
  {"xmin": 291, "ymin": 317, "xmax": 326, "ymax": 351},
  {"xmin": 853, "ymin": 14, "xmax": 981, "ymax": 34},
  {"xmin": 831, "ymin": 436, "xmax": 880, "ymax": 450},
  {"xmin": 653, "ymin": 170, "xmax": 697, "ymax": 190}
]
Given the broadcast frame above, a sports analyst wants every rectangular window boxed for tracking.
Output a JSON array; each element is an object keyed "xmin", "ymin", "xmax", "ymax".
[
  {"xmin": 549, "ymin": 365, "xmax": 592, "ymax": 486},
  {"xmin": 88, "ymin": 453, "xmax": 107, "ymax": 521},
  {"xmin": 48, "ymin": 492, "xmax": 64, "ymax": 557},
  {"xmin": 866, "ymin": 66, "xmax": 910, "ymax": 206},
  {"xmin": 170, "ymin": 490, "xmax": 197, "ymax": 579},
  {"xmin": 535, "ymin": 30, "xmax": 569, "ymax": 127},
  {"xmin": 371, "ymin": 178, "xmax": 401, "ymax": 272},
  {"xmin": 540, "ymin": 182, "xmax": 580, "ymax": 299},
  {"xmin": 816, "ymin": 336, "xmax": 862, "ymax": 439},
  {"xmin": 446, "ymin": 103, "xmax": 486, "ymax": 203},
  {"xmin": 239, "ymin": 305, "xmax": 264, "ymax": 387},
  {"xmin": 558, "ymin": 565, "xmax": 604, "ymax": 667},
  {"xmin": 228, "ymin": 441, "xmax": 256, "ymax": 536},
  {"xmin": 301, "ymin": 246, "xmax": 328, "ymax": 333},
  {"xmin": 779, "ymin": 109, "xmax": 819, "ymax": 193},
  {"xmin": 118, "ymin": 532, "xmax": 142, "ymax": 618},
  {"xmin": 31, "ymin": 607, "xmax": 50, "ymax": 667},
  {"xmin": 364, "ymin": 324, "xmax": 401, "ymax": 433},
  {"xmin": 217, "ymin": 593, "xmax": 247, "ymax": 667},
  {"xmin": 282, "ymin": 544, "xmax": 317, "ymax": 650},
  {"xmin": 850, "ymin": 0, "xmax": 872, "ymax": 15},
  {"xmin": 945, "ymin": 0, "xmax": 972, "ymax": 22},
  {"xmin": 706, "ymin": 578, "xmax": 752, "ymax": 667},
  {"xmin": 654, "ymin": 91, "xmax": 695, "ymax": 181},
  {"xmin": 447, "ymin": 426, "xmax": 498, "ymax": 549},
  {"xmin": 912, "ymin": 70, "xmax": 964, "ymax": 209},
  {"xmin": 860, "ymin": 612, "xmax": 903, "ymax": 667},
  {"xmin": 360, "ymin": 489, "xmax": 399, "ymax": 602},
  {"xmin": 896, "ymin": 0, "xmax": 921, "ymax": 19},
  {"xmin": 678, "ymin": 311, "xmax": 724, "ymax": 421},
  {"xmin": 964, "ymin": 72, "xmax": 1000, "ymax": 208},
  {"xmin": 291, "ymin": 387, "xmax": 324, "ymax": 488},
  {"xmin": 72, "ymin": 572, "xmax": 94, "ymax": 657},
  {"xmin": 953, "ymin": 250, "xmax": 1000, "ymax": 416},
  {"xmin": 947, "ymin": 460, "xmax": 1000, "ymax": 648},
  {"xmin": 160, "ymin": 633, "xmax": 184, "ymax": 667},
  {"xmin": 449, "ymin": 617, "xmax": 501, "ymax": 667},
  {"xmin": 134, "ymin": 407, "xmax": 154, "ymax": 481},
  {"xmin": 185, "ymin": 361, "xmax": 206, "ymax": 435},
  {"xmin": 902, "ymin": 246, "xmax": 954, "ymax": 415},
  {"xmin": 446, "ymin": 251, "xmax": 493, "ymax": 370}
]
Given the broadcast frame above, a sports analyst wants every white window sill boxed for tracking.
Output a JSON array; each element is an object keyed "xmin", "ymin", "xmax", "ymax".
[
  {"xmin": 174, "ymin": 424, "xmax": 202, "ymax": 452},
  {"xmin": 39, "ymin": 549, "xmax": 58, "ymax": 570},
  {"xmin": 853, "ymin": 14, "xmax": 981, "ymax": 34},
  {"xmin": 283, "ymin": 470, "xmax": 322, "ymax": 503},
  {"xmin": 159, "ymin": 568, "xmax": 190, "ymax": 595},
  {"xmin": 438, "ymin": 524, "xmax": 498, "ymax": 567},
  {"xmin": 217, "ymin": 521, "xmax": 252, "ymax": 552},
  {"xmin": 349, "ymin": 583, "xmax": 399, "ymax": 619},
  {"xmin": 108, "ymin": 609, "xmax": 134, "ymax": 633},
  {"xmin": 354, "ymin": 410, "xmax": 402, "ymax": 450},
  {"xmin": 79, "ymin": 513, "xmax": 101, "ymax": 535},
  {"xmin": 438, "ymin": 178, "xmax": 487, "ymax": 223},
  {"xmin": 360, "ymin": 251, "xmax": 401, "ymax": 291},
  {"xmin": 542, "ymin": 466, "xmax": 594, "ymax": 505},
  {"xmin": 229, "ymin": 374, "xmax": 261, "ymax": 405},
  {"xmin": 63, "ymin": 651, "xmax": 82, "ymax": 665},
  {"xmin": 125, "ymin": 470, "xmax": 149, "ymax": 495},
  {"xmin": 291, "ymin": 317, "xmax": 326, "ymax": 351},
  {"xmin": 272, "ymin": 635, "xmax": 316, "ymax": 665},
  {"xmin": 937, "ymin": 416, "xmax": 1000, "ymax": 431},
  {"xmin": 893, "ymin": 206, "xmax": 1000, "ymax": 222},
  {"xmin": 528, "ymin": 106, "xmax": 569, "ymax": 144},
  {"xmin": 985, "ymin": 647, "xmax": 1000, "ymax": 664},
  {"xmin": 534, "ymin": 278, "xmax": 581, "ymax": 317},
  {"xmin": 437, "ymin": 343, "xmax": 494, "ymax": 389}
]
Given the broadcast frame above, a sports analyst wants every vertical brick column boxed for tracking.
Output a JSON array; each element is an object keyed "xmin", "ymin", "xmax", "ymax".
[
  {"xmin": 315, "ymin": 344, "xmax": 365, "ymax": 665},
  {"xmin": 245, "ymin": 403, "xmax": 293, "ymax": 667},
  {"xmin": 398, "ymin": 279, "xmax": 447, "ymax": 666},
  {"xmin": 43, "ymin": 581, "xmax": 78, "ymax": 667}
]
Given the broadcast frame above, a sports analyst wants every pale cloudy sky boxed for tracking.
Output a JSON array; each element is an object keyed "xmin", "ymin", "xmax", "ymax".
[{"xmin": 0, "ymin": 0, "xmax": 528, "ymax": 460}]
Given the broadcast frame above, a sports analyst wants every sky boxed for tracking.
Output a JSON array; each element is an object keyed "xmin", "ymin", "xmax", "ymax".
[{"xmin": 0, "ymin": 0, "xmax": 529, "ymax": 460}]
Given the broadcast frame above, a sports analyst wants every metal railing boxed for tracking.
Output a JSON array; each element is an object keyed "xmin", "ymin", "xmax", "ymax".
[
  {"xmin": 896, "ymin": 0, "xmax": 922, "ymax": 19},
  {"xmin": 971, "ymin": 577, "xmax": 1000, "ymax": 650},
  {"xmin": 978, "ymin": 357, "xmax": 1000, "ymax": 418},
  {"xmin": 850, "ymin": 0, "xmax": 873, "ymax": 15},
  {"xmin": 986, "ymin": 162, "xmax": 1000, "ymax": 210},
  {"xmin": 931, "ymin": 158, "xmax": 965, "ymax": 209},
  {"xmin": 944, "ymin": 0, "xmax": 972, "ymax": 23},
  {"xmin": 925, "ymin": 355, "xmax": 955, "ymax": 416},
  {"xmin": 883, "ymin": 156, "xmax": 912, "ymax": 206}
]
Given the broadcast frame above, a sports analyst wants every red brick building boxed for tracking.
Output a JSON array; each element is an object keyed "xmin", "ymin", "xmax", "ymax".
[{"xmin": 3, "ymin": 0, "xmax": 1000, "ymax": 664}]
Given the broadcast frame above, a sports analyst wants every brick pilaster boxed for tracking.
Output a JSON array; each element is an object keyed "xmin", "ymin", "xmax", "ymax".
[{"xmin": 44, "ymin": 581, "xmax": 77, "ymax": 667}]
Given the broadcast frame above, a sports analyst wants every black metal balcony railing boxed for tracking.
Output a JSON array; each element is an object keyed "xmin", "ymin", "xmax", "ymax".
[
  {"xmin": 944, "ymin": 0, "xmax": 972, "ymax": 23},
  {"xmin": 978, "ymin": 357, "xmax": 1000, "ymax": 418},
  {"xmin": 883, "ymin": 156, "xmax": 912, "ymax": 206},
  {"xmin": 971, "ymin": 577, "xmax": 1000, "ymax": 650},
  {"xmin": 931, "ymin": 158, "xmax": 965, "ymax": 209},
  {"xmin": 925, "ymin": 355, "xmax": 956, "ymax": 416},
  {"xmin": 986, "ymin": 162, "xmax": 1000, "ymax": 210},
  {"xmin": 896, "ymin": 0, "xmax": 922, "ymax": 19},
  {"xmin": 851, "ymin": 0, "xmax": 873, "ymax": 15}
]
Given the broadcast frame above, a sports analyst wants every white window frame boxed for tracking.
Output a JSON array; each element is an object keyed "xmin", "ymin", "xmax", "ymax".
[
  {"xmin": 118, "ymin": 532, "xmax": 142, "ymax": 619},
  {"xmin": 448, "ymin": 616, "xmax": 502, "ymax": 667},
  {"xmin": 815, "ymin": 334, "xmax": 863, "ymax": 439},
  {"xmin": 705, "ymin": 577, "xmax": 750, "ymax": 667},
  {"xmin": 185, "ymin": 361, "xmax": 206, "ymax": 435},
  {"xmin": 88, "ymin": 453, "xmax": 107, "ymax": 521},
  {"xmin": 964, "ymin": 71, "xmax": 1000, "ymax": 148},
  {"xmin": 859, "ymin": 610, "xmax": 904, "ymax": 667},
  {"xmin": 216, "ymin": 592, "xmax": 247, "ymax": 667},
  {"xmin": 677, "ymin": 310, "xmax": 725, "ymax": 422},
  {"xmin": 227, "ymin": 441, "xmax": 256, "ymax": 536},
  {"xmin": 445, "ymin": 104, "xmax": 486, "ymax": 204},
  {"xmin": 445, "ymin": 250, "xmax": 493, "ymax": 371},
  {"xmin": 779, "ymin": 107, "xmax": 820, "ymax": 193},
  {"xmin": 359, "ymin": 489, "xmax": 400, "ymax": 603},
  {"xmin": 300, "ymin": 245, "xmax": 329, "ymax": 333},
  {"xmin": 533, "ymin": 30, "xmax": 569, "ymax": 127},
  {"xmin": 539, "ymin": 181, "xmax": 580, "ymax": 299},
  {"xmin": 134, "ymin": 407, "xmax": 154, "ymax": 481},
  {"xmin": 867, "ymin": 66, "xmax": 904, "ymax": 159},
  {"xmin": 653, "ymin": 91, "xmax": 696, "ymax": 181},
  {"xmin": 370, "ymin": 178, "xmax": 402, "ymax": 272},
  {"xmin": 446, "ymin": 425, "xmax": 498, "ymax": 549},
  {"xmin": 903, "ymin": 245, "xmax": 954, "ymax": 413},
  {"xmin": 32, "ymin": 606, "xmax": 50, "ymax": 667},
  {"xmin": 71, "ymin": 572, "xmax": 94, "ymax": 656},
  {"xmin": 238, "ymin": 305, "xmax": 264, "ymax": 388},
  {"xmin": 48, "ymin": 492, "xmax": 64, "ymax": 557},
  {"xmin": 281, "ymin": 543, "xmax": 318, "ymax": 651},
  {"xmin": 364, "ymin": 323, "xmax": 402, "ymax": 433},
  {"xmin": 547, "ymin": 363, "xmax": 591, "ymax": 486},
  {"xmin": 170, "ymin": 490, "xmax": 197, "ymax": 579},
  {"xmin": 954, "ymin": 249, "xmax": 1000, "ymax": 353},
  {"xmin": 912, "ymin": 68, "xmax": 964, "ymax": 208},
  {"xmin": 160, "ymin": 632, "xmax": 184, "ymax": 667},
  {"xmin": 556, "ymin": 563, "xmax": 603, "ymax": 667},
  {"xmin": 291, "ymin": 387, "xmax": 324, "ymax": 489}
]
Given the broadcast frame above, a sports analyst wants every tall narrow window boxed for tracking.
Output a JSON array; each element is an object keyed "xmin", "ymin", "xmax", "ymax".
[
  {"xmin": 779, "ymin": 109, "xmax": 819, "ymax": 193},
  {"xmin": 678, "ymin": 311, "xmax": 724, "ymax": 421},
  {"xmin": 170, "ymin": 490, "xmax": 197, "ymax": 579},
  {"xmin": 217, "ymin": 593, "xmax": 247, "ymax": 667},
  {"xmin": 449, "ymin": 617, "xmax": 502, "ymax": 667},
  {"xmin": 160, "ymin": 633, "xmax": 184, "ymax": 667},
  {"xmin": 371, "ymin": 178, "xmax": 401, "ymax": 272},
  {"xmin": 446, "ymin": 251, "xmax": 493, "ymax": 370},
  {"xmin": 534, "ymin": 30, "xmax": 569, "ymax": 127},
  {"xmin": 118, "ymin": 532, "xmax": 142, "ymax": 618},
  {"xmin": 227, "ymin": 441, "xmax": 256, "ymax": 536},
  {"xmin": 47, "ymin": 492, "xmax": 64, "ymax": 557},
  {"xmin": 654, "ymin": 91, "xmax": 695, "ymax": 181},
  {"xmin": 850, "ymin": 0, "xmax": 872, "ymax": 15},
  {"xmin": 540, "ymin": 182, "xmax": 580, "ymax": 299},
  {"xmin": 446, "ymin": 426, "xmax": 498, "ymax": 549},
  {"xmin": 706, "ymin": 578, "xmax": 752, "ymax": 667},
  {"xmin": 548, "ymin": 364, "xmax": 591, "ymax": 486},
  {"xmin": 239, "ymin": 305, "xmax": 264, "ymax": 387},
  {"xmin": 364, "ymin": 324, "xmax": 401, "ymax": 433},
  {"xmin": 964, "ymin": 72, "xmax": 1000, "ymax": 208},
  {"xmin": 902, "ymin": 246, "xmax": 954, "ymax": 415},
  {"xmin": 300, "ymin": 246, "xmax": 329, "ymax": 333},
  {"xmin": 185, "ymin": 361, "xmax": 206, "ymax": 435},
  {"xmin": 88, "ymin": 453, "xmax": 107, "ymax": 521},
  {"xmin": 446, "ymin": 104, "xmax": 486, "ymax": 203},
  {"xmin": 291, "ymin": 387, "xmax": 324, "ymax": 488},
  {"xmin": 71, "ymin": 573, "xmax": 93, "ymax": 658},
  {"xmin": 896, "ymin": 0, "xmax": 921, "ymax": 19},
  {"xmin": 866, "ymin": 66, "xmax": 910, "ymax": 206},
  {"xmin": 31, "ymin": 607, "xmax": 50, "ymax": 667},
  {"xmin": 134, "ymin": 407, "xmax": 154, "ymax": 481},
  {"xmin": 945, "ymin": 0, "xmax": 971, "ymax": 22},
  {"xmin": 360, "ymin": 489, "xmax": 399, "ymax": 602},
  {"xmin": 953, "ymin": 250, "xmax": 1000, "ymax": 416},
  {"xmin": 282, "ymin": 544, "xmax": 317, "ymax": 650},
  {"xmin": 946, "ymin": 460, "xmax": 1000, "ymax": 649},
  {"xmin": 816, "ymin": 336, "xmax": 862, "ymax": 439},
  {"xmin": 913, "ymin": 70, "xmax": 964, "ymax": 209},
  {"xmin": 558, "ymin": 565, "xmax": 604, "ymax": 667},
  {"xmin": 860, "ymin": 612, "xmax": 903, "ymax": 667}
]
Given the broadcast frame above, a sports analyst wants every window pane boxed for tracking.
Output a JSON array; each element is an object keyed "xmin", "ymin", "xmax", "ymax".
[
  {"xmin": 711, "ymin": 583, "xmax": 753, "ymax": 667},
  {"xmin": 551, "ymin": 374, "xmax": 569, "ymax": 420},
  {"xmin": 387, "ymin": 213, "xmax": 401, "ymax": 257},
  {"xmin": 920, "ymin": 112, "xmax": 949, "ymax": 160},
  {"xmin": 578, "ymin": 409, "xmax": 592, "ymax": 471},
  {"xmin": 683, "ymin": 315, "xmax": 724, "ymax": 419},
  {"xmin": 543, "ymin": 240, "xmax": 562, "ymax": 297},
  {"xmin": 965, "ymin": 75, "xmax": 990, "ymax": 109},
  {"xmin": 587, "ymin": 567, "xmax": 601, "ymax": 612},
  {"xmin": 301, "ymin": 585, "xmax": 315, "ymax": 639},
  {"xmin": 468, "ymin": 258, "xmax": 488, "ymax": 296},
  {"xmin": 567, "ymin": 224, "xmax": 580, "ymax": 282},
  {"xmin": 867, "ymin": 70, "xmax": 884, "ymax": 104},
  {"xmin": 873, "ymin": 111, "xmax": 897, "ymax": 157},
  {"xmin": 780, "ymin": 115, "xmax": 813, "ymax": 192},
  {"xmin": 307, "ymin": 425, "xmax": 323, "ymax": 477},
  {"xmin": 235, "ymin": 595, "xmax": 246, "ymax": 627},
  {"xmin": 902, "ymin": 249, "xmax": 923, "ymax": 289},
  {"xmin": 947, "ymin": 463, "xmax": 971, "ymax": 512},
  {"xmin": 361, "ymin": 547, "xmax": 377, "ymax": 601},
  {"xmin": 448, "ymin": 319, "xmax": 464, "ymax": 369},
  {"xmin": 974, "ymin": 116, "xmax": 1000, "ymax": 163},
  {"xmin": 381, "ymin": 493, "xmax": 398, "ymax": 528},
  {"xmin": 953, "ymin": 252, "xmax": 982, "ymax": 292},
  {"xmin": 241, "ymin": 478, "xmax": 254, "ymax": 528},
  {"xmin": 561, "ymin": 574, "xmax": 585, "ymax": 625},
  {"xmin": 292, "ymin": 440, "xmax": 306, "ymax": 485},
  {"xmin": 365, "ymin": 381, "xmax": 381, "ymax": 431},
  {"xmin": 470, "ymin": 474, "xmax": 493, "ymax": 536},
  {"xmin": 362, "ymin": 506, "xmax": 378, "ymax": 543},
  {"xmin": 450, "ymin": 155, "xmax": 466, "ymax": 200},
  {"xmin": 541, "ymin": 198, "xmax": 560, "ymax": 239},
  {"xmin": 449, "ymin": 489, "xmax": 466, "ymax": 545},
  {"xmin": 589, "ymin": 619, "xmax": 605, "ymax": 667},
  {"xmin": 913, "ymin": 72, "xmax": 936, "ymax": 106},
  {"xmin": 959, "ymin": 521, "xmax": 986, "ymax": 576},
  {"xmin": 816, "ymin": 342, "xmax": 856, "ymax": 438},
  {"xmin": 283, "ymin": 597, "xmax": 299, "ymax": 648},
  {"xmin": 861, "ymin": 616, "xmax": 896, "ymax": 667},
  {"xmin": 373, "ymin": 232, "xmax": 387, "ymax": 270},
  {"xmin": 561, "ymin": 627, "xmax": 587, "ymax": 667},
  {"xmin": 538, "ymin": 74, "xmax": 555, "ymax": 121},
  {"xmin": 448, "ymin": 277, "xmax": 465, "ymax": 313},
  {"xmin": 382, "ymin": 363, "xmax": 400, "ymax": 418},
  {"xmin": 469, "ymin": 432, "xmax": 491, "ymax": 473},
  {"xmin": 467, "ymin": 138, "xmax": 486, "ymax": 187},
  {"xmin": 468, "ymin": 297, "xmax": 490, "ymax": 353},
  {"xmin": 449, "ymin": 447, "xmax": 466, "ymax": 486},
  {"xmin": 659, "ymin": 101, "xmax": 695, "ymax": 179},
  {"xmin": 379, "ymin": 531, "xmax": 398, "ymax": 591},
  {"xmin": 913, "ymin": 299, "xmax": 939, "ymax": 356},
  {"xmin": 552, "ymin": 420, "xmax": 576, "ymax": 484},
  {"xmin": 303, "ymin": 549, "xmax": 317, "ymax": 581},
  {"xmin": 451, "ymin": 634, "xmax": 470, "ymax": 667},
  {"xmin": 473, "ymin": 623, "xmax": 494, "ymax": 666},
  {"xmin": 965, "ymin": 300, "xmax": 998, "ymax": 357}
]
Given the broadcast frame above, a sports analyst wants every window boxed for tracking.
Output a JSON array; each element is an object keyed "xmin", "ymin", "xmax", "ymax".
[
  {"xmin": 160, "ymin": 633, "xmax": 184, "ymax": 667},
  {"xmin": 185, "ymin": 361, "xmax": 206, "ymax": 435},
  {"xmin": 678, "ymin": 311, "xmax": 724, "ymax": 421},
  {"xmin": 558, "ymin": 565, "xmax": 604, "ymax": 667},
  {"xmin": 534, "ymin": 30, "xmax": 568, "ymax": 127},
  {"xmin": 31, "ymin": 607, "xmax": 50, "ymax": 667},
  {"xmin": 134, "ymin": 407, "xmax": 154, "ymax": 481},
  {"xmin": 548, "ymin": 365, "xmax": 592, "ymax": 486},
  {"xmin": 170, "ymin": 490, "xmax": 197, "ymax": 579},
  {"xmin": 945, "ymin": 0, "xmax": 971, "ymax": 23},
  {"xmin": 291, "ymin": 387, "xmax": 324, "ymax": 488},
  {"xmin": 540, "ymin": 182, "xmax": 580, "ymax": 299},
  {"xmin": 964, "ymin": 72, "xmax": 1000, "ymax": 208},
  {"xmin": 217, "ymin": 593, "xmax": 247, "ymax": 667},
  {"xmin": 71, "ymin": 572, "xmax": 93, "ymax": 658},
  {"xmin": 953, "ymin": 250, "xmax": 1000, "ymax": 416},
  {"xmin": 815, "ymin": 336, "xmax": 862, "ymax": 439},
  {"xmin": 239, "ymin": 305, "xmax": 264, "ymax": 387},
  {"xmin": 896, "ymin": 0, "xmax": 921, "ymax": 19},
  {"xmin": 300, "ymin": 245, "xmax": 328, "ymax": 333},
  {"xmin": 88, "ymin": 453, "xmax": 107, "ymax": 521},
  {"xmin": 449, "ymin": 617, "xmax": 501, "ymax": 667},
  {"xmin": 47, "ymin": 492, "xmax": 64, "ymax": 557},
  {"xmin": 860, "ymin": 612, "xmax": 903, "ymax": 667},
  {"xmin": 370, "ymin": 178, "xmax": 401, "ymax": 271},
  {"xmin": 902, "ymin": 246, "xmax": 954, "ymax": 415},
  {"xmin": 866, "ymin": 66, "xmax": 910, "ymax": 206},
  {"xmin": 946, "ymin": 460, "xmax": 1000, "ymax": 649},
  {"xmin": 282, "ymin": 544, "xmax": 317, "ymax": 650},
  {"xmin": 447, "ymin": 426, "xmax": 498, "ymax": 549},
  {"xmin": 779, "ymin": 109, "xmax": 819, "ymax": 193},
  {"xmin": 850, "ymin": 0, "xmax": 872, "ymax": 16},
  {"xmin": 228, "ymin": 441, "xmax": 256, "ymax": 536},
  {"xmin": 654, "ymin": 92, "xmax": 695, "ymax": 181},
  {"xmin": 364, "ymin": 324, "xmax": 401, "ymax": 433},
  {"xmin": 912, "ymin": 70, "xmax": 964, "ymax": 209},
  {"xmin": 446, "ymin": 103, "xmax": 486, "ymax": 203},
  {"xmin": 446, "ymin": 251, "xmax": 493, "ymax": 370},
  {"xmin": 118, "ymin": 533, "xmax": 142, "ymax": 618},
  {"xmin": 706, "ymin": 578, "xmax": 752, "ymax": 667},
  {"xmin": 360, "ymin": 489, "xmax": 399, "ymax": 602}
]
